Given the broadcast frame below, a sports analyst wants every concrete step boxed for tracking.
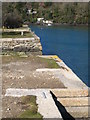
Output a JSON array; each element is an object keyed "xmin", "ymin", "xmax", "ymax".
[
  {"xmin": 51, "ymin": 89, "xmax": 89, "ymax": 119},
  {"xmin": 57, "ymin": 97, "xmax": 89, "ymax": 107},
  {"xmin": 51, "ymin": 89, "xmax": 88, "ymax": 98},
  {"xmin": 60, "ymin": 106, "xmax": 90, "ymax": 118}
]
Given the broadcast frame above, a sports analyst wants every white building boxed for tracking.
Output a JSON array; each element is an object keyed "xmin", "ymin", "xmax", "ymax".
[
  {"xmin": 27, "ymin": 9, "xmax": 32, "ymax": 14},
  {"xmin": 27, "ymin": 9, "xmax": 37, "ymax": 15},
  {"xmin": 45, "ymin": 20, "xmax": 53, "ymax": 24},
  {"xmin": 32, "ymin": 11, "xmax": 37, "ymax": 14},
  {"xmin": 37, "ymin": 18, "xmax": 44, "ymax": 22}
]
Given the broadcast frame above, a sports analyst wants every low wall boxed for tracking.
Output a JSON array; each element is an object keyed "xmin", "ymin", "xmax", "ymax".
[{"xmin": 0, "ymin": 35, "xmax": 42, "ymax": 55}]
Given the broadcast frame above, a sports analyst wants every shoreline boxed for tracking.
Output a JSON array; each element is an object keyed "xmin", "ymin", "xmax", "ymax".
[{"xmin": 28, "ymin": 22, "xmax": 88, "ymax": 27}]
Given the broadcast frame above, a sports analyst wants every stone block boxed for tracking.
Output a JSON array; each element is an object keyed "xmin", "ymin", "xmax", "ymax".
[
  {"xmin": 57, "ymin": 97, "xmax": 89, "ymax": 107},
  {"xmin": 51, "ymin": 89, "xmax": 88, "ymax": 97}
]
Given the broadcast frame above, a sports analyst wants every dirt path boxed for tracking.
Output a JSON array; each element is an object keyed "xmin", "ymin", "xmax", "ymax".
[{"xmin": 2, "ymin": 56, "xmax": 65, "ymax": 95}]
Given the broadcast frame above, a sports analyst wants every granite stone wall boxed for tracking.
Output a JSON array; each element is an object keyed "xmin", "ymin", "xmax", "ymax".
[{"xmin": 0, "ymin": 37, "xmax": 42, "ymax": 55}]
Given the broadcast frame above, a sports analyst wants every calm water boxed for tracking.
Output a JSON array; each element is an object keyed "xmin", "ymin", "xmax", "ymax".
[{"xmin": 30, "ymin": 25, "xmax": 88, "ymax": 86}]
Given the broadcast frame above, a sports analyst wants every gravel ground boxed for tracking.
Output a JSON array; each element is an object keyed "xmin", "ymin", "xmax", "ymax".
[
  {"xmin": 2, "ymin": 56, "xmax": 65, "ymax": 94},
  {"xmin": 2, "ymin": 96, "xmax": 24, "ymax": 118},
  {"xmin": 2, "ymin": 55, "xmax": 65, "ymax": 118}
]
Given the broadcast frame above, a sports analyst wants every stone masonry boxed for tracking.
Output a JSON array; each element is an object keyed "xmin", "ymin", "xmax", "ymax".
[
  {"xmin": 0, "ymin": 37, "xmax": 42, "ymax": 54},
  {"xmin": 0, "ymin": 28, "xmax": 42, "ymax": 55}
]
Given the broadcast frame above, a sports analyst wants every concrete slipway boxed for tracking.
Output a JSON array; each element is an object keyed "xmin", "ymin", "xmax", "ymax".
[{"xmin": 4, "ymin": 55, "xmax": 89, "ymax": 120}]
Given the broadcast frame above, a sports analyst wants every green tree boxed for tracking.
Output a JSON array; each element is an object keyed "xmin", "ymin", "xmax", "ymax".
[
  {"xmin": 4, "ymin": 12, "xmax": 23, "ymax": 28},
  {"xmin": 44, "ymin": 2, "xmax": 52, "ymax": 7}
]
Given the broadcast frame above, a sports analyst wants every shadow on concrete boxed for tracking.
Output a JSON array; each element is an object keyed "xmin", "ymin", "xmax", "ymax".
[{"xmin": 50, "ymin": 91, "xmax": 75, "ymax": 120}]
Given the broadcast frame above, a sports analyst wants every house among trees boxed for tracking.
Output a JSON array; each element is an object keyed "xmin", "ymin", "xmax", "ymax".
[
  {"xmin": 37, "ymin": 18, "xmax": 53, "ymax": 26},
  {"xmin": 37, "ymin": 18, "xmax": 44, "ymax": 23},
  {"xmin": 27, "ymin": 9, "xmax": 32, "ymax": 14},
  {"xmin": 27, "ymin": 9, "xmax": 37, "ymax": 15},
  {"xmin": 43, "ymin": 20, "xmax": 53, "ymax": 26}
]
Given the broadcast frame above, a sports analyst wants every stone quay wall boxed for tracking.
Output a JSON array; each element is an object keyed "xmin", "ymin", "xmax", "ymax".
[{"xmin": 0, "ymin": 36, "xmax": 42, "ymax": 55}]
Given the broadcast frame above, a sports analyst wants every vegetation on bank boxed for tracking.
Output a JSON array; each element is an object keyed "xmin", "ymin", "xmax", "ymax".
[
  {"xmin": 2, "ymin": 2, "xmax": 88, "ymax": 28},
  {"xmin": 2, "ymin": 32, "xmax": 33, "ymax": 38}
]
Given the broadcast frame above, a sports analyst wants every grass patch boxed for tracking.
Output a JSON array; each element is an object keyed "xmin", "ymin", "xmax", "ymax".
[
  {"xmin": 2, "ymin": 51, "xmax": 28, "ymax": 64},
  {"xmin": 22, "ymin": 95, "xmax": 36, "ymax": 105},
  {"xmin": 2, "ymin": 32, "xmax": 33, "ymax": 38},
  {"xmin": 2, "ymin": 52, "xmax": 59, "ymax": 68},
  {"xmin": 19, "ymin": 110, "xmax": 42, "ymax": 118},
  {"xmin": 39, "ymin": 57, "xmax": 60, "ymax": 68},
  {"xmin": 2, "ymin": 51, "xmax": 26, "ymax": 56},
  {"xmin": 2, "ymin": 51, "xmax": 60, "ymax": 68},
  {"xmin": 18, "ymin": 96, "xmax": 43, "ymax": 119}
]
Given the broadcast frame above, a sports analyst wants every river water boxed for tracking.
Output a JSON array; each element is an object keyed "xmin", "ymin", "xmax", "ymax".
[{"xmin": 30, "ymin": 25, "xmax": 88, "ymax": 86}]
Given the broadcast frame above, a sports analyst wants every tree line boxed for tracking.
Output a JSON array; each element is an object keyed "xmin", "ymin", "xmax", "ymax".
[{"xmin": 2, "ymin": 2, "xmax": 89, "ymax": 28}]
